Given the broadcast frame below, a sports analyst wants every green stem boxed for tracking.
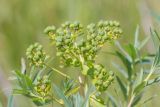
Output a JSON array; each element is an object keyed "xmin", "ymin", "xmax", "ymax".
[
  {"xmin": 52, "ymin": 97, "xmax": 64, "ymax": 105},
  {"xmin": 127, "ymin": 94, "xmax": 135, "ymax": 107},
  {"xmin": 44, "ymin": 63, "xmax": 71, "ymax": 79},
  {"xmin": 144, "ymin": 66, "xmax": 155, "ymax": 82}
]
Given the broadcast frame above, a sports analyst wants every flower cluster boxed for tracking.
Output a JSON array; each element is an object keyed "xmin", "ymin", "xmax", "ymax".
[
  {"xmin": 45, "ymin": 21, "xmax": 83, "ymax": 67},
  {"xmin": 79, "ymin": 21, "xmax": 122, "ymax": 62},
  {"xmin": 45, "ymin": 21, "xmax": 122, "ymax": 67},
  {"xmin": 26, "ymin": 43, "xmax": 49, "ymax": 68},
  {"xmin": 88, "ymin": 64, "xmax": 114, "ymax": 91},
  {"xmin": 44, "ymin": 21, "xmax": 122, "ymax": 91},
  {"xmin": 44, "ymin": 25, "xmax": 56, "ymax": 42},
  {"xmin": 55, "ymin": 22, "xmax": 83, "ymax": 67},
  {"xmin": 34, "ymin": 75, "xmax": 51, "ymax": 99}
]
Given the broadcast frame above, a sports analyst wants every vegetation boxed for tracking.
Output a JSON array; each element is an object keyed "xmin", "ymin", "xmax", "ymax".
[{"xmin": 9, "ymin": 21, "xmax": 160, "ymax": 107}]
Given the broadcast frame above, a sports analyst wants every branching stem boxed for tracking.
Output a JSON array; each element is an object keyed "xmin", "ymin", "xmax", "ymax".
[{"xmin": 44, "ymin": 63, "xmax": 71, "ymax": 79}]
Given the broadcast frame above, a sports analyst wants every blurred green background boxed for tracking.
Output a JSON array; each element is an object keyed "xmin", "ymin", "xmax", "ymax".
[{"xmin": 0, "ymin": 0, "xmax": 160, "ymax": 106}]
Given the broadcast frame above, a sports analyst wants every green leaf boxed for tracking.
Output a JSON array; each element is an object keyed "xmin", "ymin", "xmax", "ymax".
[
  {"xmin": 115, "ymin": 51, "xmax": 132, "ymax": 79},
  {"xmin": 131, "ymin": 93, "xmax": 143, "ymax": 106},
  {"xmin": 150, "ymin": 29, "xmax": 160, "ymax": 49},
  {"xmin": 66, "ymin": 86, "xmax": 80, "ymax": 97},
  {"xmin": 116, "ymin": 76, "xmax": 127, "ymax": 99},
  {"xmin": 81, "ymin": 86, "xmax": 94, "ymax": 107},
  {"xmin": 126, "ymin": 44, "xmax": 137, "ymax": 61},
  {"xmin": 115, "ymin": 41, "xmax": 132, "ymax": 62},
  {"xmin": 133, "ymin": 81, "xmax": 146, "ymax": 95},
  {"xmin": 134, "ymin": 25, "xmax": 140, "ymax": 48},
  {"xmin": 146, "ymin": 76, "xmax": 160, "ymax": 86},
  {"xmin": 141, "ymin": 95, "xmax": 157, "ymax": 105},
  {"xmin": 153, "ymin": 46, "xmax": 160, "ymax": 67},
  {"xmin": 14, "ymin": 70, "xmax": 33, "ymax": 90},
  {"xmin": 112, "ymin": 62, "xmax": 128, "ymax": 78},
  {"xmin": 53, "ymin": 84, "xmax": 72, "ymax": 107},
  {"xmin": 135, "ymin": 69, "xmax": 144, "ymax": 86},
  {"xmin": 90, "ymin": 96, "xmax": 105, "ymax": 107},
  {"xmin": 135, "ymin": 57, "xmax": 151, "ymax": 65},
  {"xmin": 73, "ymin": 93, "xmax": 83, "ymax": 107},
  {"xmin": 138, "ymin": 36, "xmax": 150, "ymax": 50},
  {"xmin": 7, "ymin": 95, "xmax": 13, "ymax": 107},
  {"xmin": 107, "ymin": 92, "xmax": 118, "ymax": 107}
]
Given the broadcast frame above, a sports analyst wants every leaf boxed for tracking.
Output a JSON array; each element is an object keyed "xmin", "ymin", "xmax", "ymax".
[
  {"xmin": 153, "ymin": 46, "xmax": 160, "ymax": 67},
  {"xmin": 7, "ymin": 95, "xmax": 13, "ymax": 107},
  {"xmin": 12, "ymin": 89, "xmax": 29, "ymax": 95},
  {"xmin": 150, "ymin": 29, "xmax": 160, "ymax": 49},
  {"xmin": 146, "ymin": 76, "xmax": 160, "ymax": 86},
  {"xmin": 116, "ymin": 76, "xmax": 127, "ymax": 100},
  {"xmin": 90, "ymin": 96, "xmax": 105, "ymax": 107},
  {"xmin": 126, "ymin": 44, "xmax": 137, "ymax": 61},
  {"xmin": 107, "ymin": 92, "xmax": 118, "ymax": 107},
  {"xmin": 135, "ymin": 57, "xmax": 151, "ymax": 65},
  {"xmin": 138, "ymin": 36, "xmax": 150, "ymax": 50},
  {"xmin": 135, "ymin": 69, "xmax": 144, "ymax": 86},
  {"xmin": 142, "ymin": 95, "xmax": 157, "ymax": 105},
  {"xmin": 112, "ymin": 62, "xmax": 128, "ymax": 78},
  {"xmin": 14, "ymin": 70, "xmax": 33, "ymax": 90},
  {"xmin": 133, "ymin": 81, "xmax": 146, "ymax": 95},
  {"xmin": 72, "ymin": 93, "xmax": 83, "ymax": 107},
  {"xmin": 53, "ymin": 84, "xmax": 72, "ymax": 107},
  {"xmin": 131, "ymin": 93, "xmax": 143, "ymax": 106},
  {"xmin": 115, "ymin": 41, "xmax": 132, "ymax": 62},
  {"xmin": 66, "ymin": 86, "xmax": 80, "ymax": 97},
  {"xmin": 115, "ymin": 51, "xmax": 132, "ymax": 79},
  {"xmin": 134, "ymin": 25, "xmax": 140, "ymax": 48},
  {"xmin": 81, "ymin": 86, "xmax": 94, "ymax": 107}
]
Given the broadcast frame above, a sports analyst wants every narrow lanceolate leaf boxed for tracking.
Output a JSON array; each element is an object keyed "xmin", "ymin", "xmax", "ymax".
[
  {"xmin": 115, "ymin": 41, "xmax": 132, "ymax": 62},
  {"xmin": 141, "ymin": 95, "xmax": 157, "ymax": 105},
  {"xmin": 66, "ymin": 86, "xmax": 80, "ymax": 97},
  {"xmin": 131, "ymin": 93, "xmax": 143, "ymax": 106},
  {"xmin": 150, "ymin": 29, "xmax": 160, "ymax": 49},
  {"xmin": 81, "ymin": 86, "xmax": 94, "ymax": 107},
  {"xmin": 134, "ymin": 25, "xmax": 140, "ymax": 48},
  {"xmin": 107, "ymin": 92, "xmax": 118, "ymax": 107},
  {"xmin": 112, "ymin": 62, "xmax": 128, "ymax": 78},
  {"xmin": 116, "ymin": 76, "xmax": 127, "ymax": 99},
  {"xmin": 153, "ymin": 46, "xmax": 160, "ymax": 67},
  {"xmin": 138, "ymin": 36, "xmax": 150, "ymax": 50},
  {"xmin": 53, "ymin": 84, "xmax": 72, "ymax": 107},
  {"xmin": 14, "ymin": 70, "xmax": 33, "ymax": 90},
  {"xmin": 73, "ymin": 93, "xmax": 83, "ymax": 107},
  {"xmin": 115, "ymin": 51, "xmax": 132, "ymax": 79},
  {"xmin": 13, "ymin": 89, "xmax": 29, "ymax": 95},
  {"xmin": 7, "ymin": 95, "xmax": 13, "ymax": 107},
  {"xmin": 135, "ymin": 69, "xmax": 143, "ymax": 86},
  {"xmin": 133, "ymin": 81, "xmax": 146, "ymax": 95},
  {"xmin": 146, "ymin": 76, "xmax": 160, "ymax": 86},
  {"xmin": 135, "ymin": 57, "xmax": 151, "ymax": 65},
  {"xmin": 126, "ymin": 44, "xmax": 137, "ymax": 61}
]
